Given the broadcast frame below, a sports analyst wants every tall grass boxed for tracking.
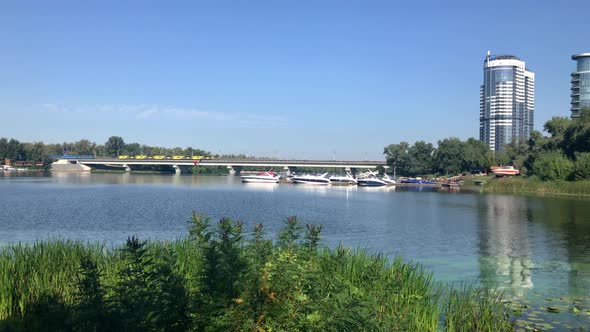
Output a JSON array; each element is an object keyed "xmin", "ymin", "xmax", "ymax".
[
  {"xmin": 0, "ymin": 214, "xmax": 515, "ymax": 331},
  {"xmin": 483, "ymin": 177, "xmax": 590, "ymax": 196}
]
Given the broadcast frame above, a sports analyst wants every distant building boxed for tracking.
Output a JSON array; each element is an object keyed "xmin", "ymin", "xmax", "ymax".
[
  {"xmin": 571, "ymin": 53, "xmax": 590, "ymax": 117},
  {"xmin": 480, "ymin": 52, "xmax": 534, "ymax": 152}
]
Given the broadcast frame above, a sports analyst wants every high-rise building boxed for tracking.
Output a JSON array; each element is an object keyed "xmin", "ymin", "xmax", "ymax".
[
  {"xmin": 571, "ymin": 53, "xmax": 590, "ymax": 117},
  {"xmin": 479, "ymin": 52, "xmax": 535, "ymax": 152}
]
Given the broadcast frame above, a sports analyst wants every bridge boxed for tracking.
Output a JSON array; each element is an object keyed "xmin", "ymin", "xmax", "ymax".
[{"xmin": 55, "ymin": 158, "xmax": 388, "ymax": 175}]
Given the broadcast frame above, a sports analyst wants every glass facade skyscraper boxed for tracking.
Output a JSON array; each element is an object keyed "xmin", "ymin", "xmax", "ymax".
[
  {"xmin": 480, "ymin": 52, "xmax": 534, "ymax": 152},
  {"xmin": 571, "ymin": 53, "xmax": 590, "ymax": 117}
]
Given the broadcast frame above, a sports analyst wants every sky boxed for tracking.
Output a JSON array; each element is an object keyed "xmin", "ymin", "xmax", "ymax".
[{"xmin": 0, "ymin": 0, "xmax": 588, "ymax": 160}]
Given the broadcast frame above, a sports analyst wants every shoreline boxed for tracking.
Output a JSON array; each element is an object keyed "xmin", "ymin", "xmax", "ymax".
[{"xmin": 479, "ymin": 177, "xmax": 590, "ymax": 197}]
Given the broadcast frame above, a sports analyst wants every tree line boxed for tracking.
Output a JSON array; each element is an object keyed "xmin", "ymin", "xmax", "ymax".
[
  {"xmin": 384, "ymin": 108, "xmax": 590, "ymax": 180},
  {"xmin": 0, "ymin": 136, "xmax": 213, "ymax": 166}
]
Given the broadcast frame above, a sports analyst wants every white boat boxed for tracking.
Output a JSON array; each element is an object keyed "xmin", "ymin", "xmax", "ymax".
[
  {"xmin": 241, "ymin": 171, "xmax": 280, "ymax": 183},
  {"xmin": 2, "ymin": 165, "xmax": 16, "ymax": 172},
  {"xmin": 491, "ymin": 166, "xmax": 520, "ymax": 177},
  {"xmin": 357, "ymin": 176, "xmax": 388, "ymax": 187},
  {"xmin": 381, "ymin": 174, "xmax": 396, "ymax": 185},
  {"xmin": 329, "ymin": 172, "xmax": 357, "ymax": 185},
  {"xmin": 292, "ymin": 172, "xmax": 331, "ymax": 185},
  {"xmin": 357, "ymin": 170, "xmax": 387, "ymax": 187}
]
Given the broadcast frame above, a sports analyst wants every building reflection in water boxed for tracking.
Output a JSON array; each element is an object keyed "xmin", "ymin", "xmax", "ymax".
[{"xmin": 478, "ymin": 195, "xmax": 534, "ymax": 298}]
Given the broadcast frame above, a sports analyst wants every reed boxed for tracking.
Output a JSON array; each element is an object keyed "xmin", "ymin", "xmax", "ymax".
[
  {"xmin": 0, "ymin": 214, "xmax": 515, "ymax": 331},
  {"xmin": 443, "ymin": 283, "xmax": 513, "ymax": 332},
  {"xmin": 483, "ymin": 177, "xmax": 590, "ymax": 196}
]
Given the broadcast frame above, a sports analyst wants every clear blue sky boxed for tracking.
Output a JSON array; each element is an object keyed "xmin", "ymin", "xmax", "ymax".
[{"xmin": 0, "ymin": 0, "xmax": 587, "ymax": 159}]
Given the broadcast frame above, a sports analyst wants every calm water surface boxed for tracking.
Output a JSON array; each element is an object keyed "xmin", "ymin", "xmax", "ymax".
[{"xmin": 1, "ymin": 173, "xmax": 589, "ymax": 329}]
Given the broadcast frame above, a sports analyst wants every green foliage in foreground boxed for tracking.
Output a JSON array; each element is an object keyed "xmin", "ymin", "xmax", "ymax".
[{"xmin": 0, "ymin": 214, "xmax": 514, "ymax": 331}]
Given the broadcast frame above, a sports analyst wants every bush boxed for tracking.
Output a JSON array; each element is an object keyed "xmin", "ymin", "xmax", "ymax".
[
  {"xmin": 531, "ymin": 151, "xmax": 574, "ymax": 181},
  {"xmin": 0, "ymin": 214, "xmax": 515, "ymax": 331},
  {"xmin": 573, "ymin": 153, "xmax": 590, "ymax": 180}
]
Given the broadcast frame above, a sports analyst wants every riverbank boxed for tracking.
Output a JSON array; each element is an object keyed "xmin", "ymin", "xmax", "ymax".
[
  {"xmin": 480, "ymin": 176, "xmax": 590, "ymax": 197},
  {"xmin": 0, "ymin": 214, "xmax": 514, "ymax": 331}
]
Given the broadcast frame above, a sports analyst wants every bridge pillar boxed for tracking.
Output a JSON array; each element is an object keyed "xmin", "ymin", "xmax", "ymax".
[
  {"xmin": 173, "ymin": 164, "xmax": 181, "ymax": 174},
  {"xmin": 123, "ymin": 164, "xmax": 131, "ymax": 172},
  {"xmin": 226, "ymin": 166, "xmax": 242, "ymax": 175}
]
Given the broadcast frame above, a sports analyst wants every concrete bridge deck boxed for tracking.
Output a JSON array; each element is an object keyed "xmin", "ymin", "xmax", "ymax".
[{"xmin": 61, "ymin": 158, "xmax": 388, "ymax": 174}]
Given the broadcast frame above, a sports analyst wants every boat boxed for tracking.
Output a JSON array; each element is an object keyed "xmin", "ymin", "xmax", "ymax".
[
  {"xmin": 357, "ymin": 173, "xmax": 387, "ymax": 187},
  {"xmin": 356, "ymin": 170, "xmax": 387, "ymax": 187},
  {"xmin": 381, "ymin": 174, "xmax": 396, "ymax": 185},
  {"xmin": 240, "ymin": 171, "xmax": 280, "ymax": 183},
  {"xmin": 491, "ymin": 166, "xmax": 520, "ymax": 177},
  {"xmin": 292, "ymin": 172, "xmax": 331, "ymax": 185},
  {"xmin": 400, "ymin": 177, "xmax": 437, "ymax": 185},
  {"xmin": 2, "ymin": 165, "xmax": 16, "ymax": 172},
  {"xmin": 441, "ymin": 181, "xmax": 461, "ymax": 189},
  {"xmin": 329, "ymin": 172, "xmax": 357, "ymax": 185}
]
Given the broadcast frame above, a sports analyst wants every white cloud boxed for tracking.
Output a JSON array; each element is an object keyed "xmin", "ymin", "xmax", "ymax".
[
  {"xmin": 135, "ymin": 108, "xmax": 158, "ymax": 119},
  {"xmin": 40, "ymin": 103, "xmax": 288, "ymax": 128}
]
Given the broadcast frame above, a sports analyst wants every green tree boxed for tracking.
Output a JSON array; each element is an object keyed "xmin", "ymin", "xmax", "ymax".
[
  {"xmin": 543, "ymin": 116, "xmax": 571, "ymax": 150},
  {"xmin": 407, "ymin": 141, "xmax": 434, "ymax": 176},
  {"xmin": 171, "ymin": 147, "xmax": 184, "ymax": 156},
  {"xmin": 6, "ymin": 139, "xmax": 25, "ymax": 160},
  {"xmin": 71, "ymin": 139, "xmax": 96, "ymax": 155},
  {"xmin": 105, "ymin": 136, "xmax": 125, "ymax": 157},
  {"xmin": 503, "ymin": 141, "xmax": 530, "ymax": 174},
  {"xmin": 383, "ymin": 142, "xmax": 410, "ymax": 176},
  {"xmin": 463, "ymin": 138, "xmax": 491, "ymax": 172},
  {"xmin": 573, "ymin": 152, "xmax": 590, "ymax": 180},
  {"xmin": 122, "ymin": 143, "xmax": 141, "ymax": 156},
  {"xmin": 23, "ymin": 142, "xmax": 46, "ymax": 164},
  {"xmin": 532, "ymin": 151, "xmax": 574, "ymax": 181},
  {"xmin": 434, "ymin": 138, "xmax": 464, "ymax": 175},
  {"xmin": 0, "ymin": 138, "xmax": 8, "ymax": 160},
  {"xmin": 563, "ymin": 108, "xmax": 590, "ymax": 157}
]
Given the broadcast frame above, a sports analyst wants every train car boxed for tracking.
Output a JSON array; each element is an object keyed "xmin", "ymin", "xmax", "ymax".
[
  {"xmin": 172, "ymin": 156, "xmax": 185, "ymax": 160},
  {"xmin": 134, "ymin": 155, "xmax": 147, "ymax": 160},
  {"xmin": 118, "ymin": 155, "xmax": 129, "ymax": 160},
  {"xmin": 153, "ymin": 155, "xmax": 166, "ymax": 160}
]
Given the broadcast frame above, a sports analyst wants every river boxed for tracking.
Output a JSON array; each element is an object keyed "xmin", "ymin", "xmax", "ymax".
[{"xmin": 1, "ymin": 172, "xmax": 589, "ymax": 329}]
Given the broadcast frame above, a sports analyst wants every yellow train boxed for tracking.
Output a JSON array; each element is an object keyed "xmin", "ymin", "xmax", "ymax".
[{"xmin": 118, "ymin": 155, "xmax": 214, "ymax": 160}]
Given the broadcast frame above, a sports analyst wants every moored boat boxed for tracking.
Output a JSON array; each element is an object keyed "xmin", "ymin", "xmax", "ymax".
[
  {"xmin": 381, "ymin": 174, "xmax": 396, "ymax": 185},
  {"xmin": 292, "ymin": 173, "xmax": 331, "ymax": 185},
  {"xmin": 400, "ymin": 177, "xmax": 437, "ymax": 185},
  {"xmin": 2, "ymin": 165, "xmax": 16, "ymax": 172},
  {"xmin": 357, "ymin": 176, "xmax": 387, "ymax": 187},
  {"xmin": 441, "ymin": 181, "xmax": 461, "ymax": 189},
  {"xmin": 241, "ymin": 171, "xmax": 280, "ymax": 183},
  {"xmin": 491, "ymin": 166, "xmax": 520, "ymax": 177},
  {"xmin": 329, "ymin": 172, "xmax": 357, "ymax": 185}
]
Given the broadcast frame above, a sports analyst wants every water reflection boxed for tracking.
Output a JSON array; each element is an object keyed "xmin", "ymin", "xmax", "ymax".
[
  {"xmin": 357, "ymin": 185, "xmax": 396, "ymax": 192},
  {"xmin": 241, "ymin": 183, "xmax": 279, "ymax": 192},
  {"xmin": 529, "ymin": 197, "xmax": 590, "ymax": 301},
  {"xmin": 477, "ymin": 195, "xmax": 534, "ymax": 297},
  {"xmin": 291, "ymin": 184, "xmax": 331, "ymax": 195}
]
